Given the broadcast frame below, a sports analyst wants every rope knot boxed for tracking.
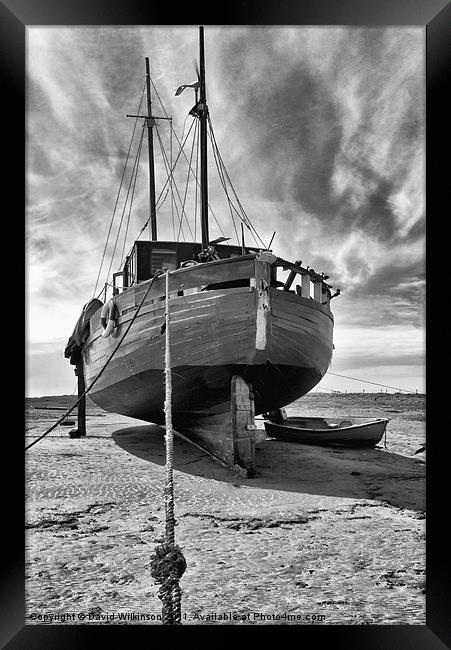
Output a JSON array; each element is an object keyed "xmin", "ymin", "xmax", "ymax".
[
  {"xmin": 150, "ymin": 543, "xmax": 186, "ymax": 625},
  {"xmin": 150, "ymin": 543, "xmax": 187, "ymax": 585}
]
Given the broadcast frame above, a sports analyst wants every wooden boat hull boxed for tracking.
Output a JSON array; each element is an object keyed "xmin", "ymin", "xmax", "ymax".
[
  {"xmin": 264, "ymin": 417, "xmax": 388, "ymax": 447},
  {"xmin": 83, "ymin": 256, "xmax": 333, "ymax": 413},
  {"xmin": 81, "ymin": 254, "xmax": 334, "ymax": 465}
]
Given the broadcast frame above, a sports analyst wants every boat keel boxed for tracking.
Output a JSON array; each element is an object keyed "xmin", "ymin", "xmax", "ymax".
[{"xmin": 172, "ymin": 375, "xmax": 256, "ymax": 477}]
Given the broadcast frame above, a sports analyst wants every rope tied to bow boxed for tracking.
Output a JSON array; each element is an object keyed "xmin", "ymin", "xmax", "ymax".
[{"xmin": 150, "ymin": 268, "xmax": 186, "ymax": 624}]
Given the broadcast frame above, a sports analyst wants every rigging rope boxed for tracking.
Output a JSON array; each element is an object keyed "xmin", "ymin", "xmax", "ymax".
[
  {"xmin": 207, "ymin": 114, "xmax": 267, "ymax": 249},
  {"xmin": 93, "ymin": 82, "xmax": 146, "ymax": 298},
  {"xmin": 134, "ymin": 118, "xmax": 198, "ymax": 243},
  {"xmin": 25, "ymin": 275, "xmax": 158, "ymax": 451},
  {"xmin": 194, "ymin": 119, "xmax": 199, "ymax": 242},
  {"xmin": 208, "ymin": 124, "xmax": 240, "ymax": 246},
  {"xmin": 149, "ymin": 270, "xmax": 186, "ymax": 624},
  {"xmin": 30, "ymin": 268, "xmax": 187, "ymax": 621},
  {"xmin": 176, "ymin": 120, "xmax": 199, "ymax": 242},
  {"xmin": 97, "ymin": 73, "xmax": 269, "ymax": 292},
  {"xmin": 106, "ymin": 126, "xmax": 145, "ymax": 280},
  {"xmin": 153, "ymin": 123, "xmax": 186, "ymax": 240},
  {"xmin": 120, "ymin": 127, "xmax": 144, "ymax": 266},
  {"xmin": 170, "ymin": 119, "xmax": 175, "ymax": 239},
  {"xmin": 105, "ymin": 81, "xmax": 198, "ymax": 275},
  {"xmin": 154, "ymin": 122, "xmax": 194, "ymax": 241},
  {"xmin": 149, "ymin": 76, "xmax": 226, "ymax": 241},
  {"xmin": 326, "ymin": 372, "xmax": 416, "ymax": 394}
]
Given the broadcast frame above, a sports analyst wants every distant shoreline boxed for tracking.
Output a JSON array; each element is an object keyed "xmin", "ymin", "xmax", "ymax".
[{"xmin": 26, "ymin": 392, "xmax": 426, "ymax": 400}]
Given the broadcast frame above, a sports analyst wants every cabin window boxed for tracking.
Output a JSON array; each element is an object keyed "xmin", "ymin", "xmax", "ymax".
[
  {"xmin": 113, "ymin": 271, "xmax": 125, "ymax": 295},
  {"xmin": 126, "ymin": 252, "xmax": 136, "ymax": 286}
]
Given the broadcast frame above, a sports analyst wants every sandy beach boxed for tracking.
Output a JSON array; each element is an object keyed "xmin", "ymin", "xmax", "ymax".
[{"xmin": 25, "ymin": 392, "xmax": 425, "ymax": 625}]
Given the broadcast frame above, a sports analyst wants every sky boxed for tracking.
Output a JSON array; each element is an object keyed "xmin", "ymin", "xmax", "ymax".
[{"xmin": 26, "ymin": 26, "xmax": 425, "ymax": 396}]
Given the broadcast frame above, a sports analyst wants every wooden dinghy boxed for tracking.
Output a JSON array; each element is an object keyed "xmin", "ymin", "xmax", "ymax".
[{"xmin": 264, "ymin": 416, "xmax": 388, "ymax": 447}]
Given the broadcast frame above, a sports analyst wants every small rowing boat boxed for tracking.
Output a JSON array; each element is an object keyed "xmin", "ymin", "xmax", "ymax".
[{"xmin": 264, "ymin": 416, "xmax": 388, "ymax": 447}]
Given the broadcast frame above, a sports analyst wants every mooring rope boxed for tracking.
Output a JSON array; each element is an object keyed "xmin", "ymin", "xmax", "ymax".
[
  {"xmin": 150, "ymin": 269, "xmax": 186, "ymax": 624},
  {"xmin": 25, "ymin": 275, "xmax": 158, "ymax": 451},
  {"xmin": 326, "ymin": 372, "xmax": 415, "ymax": 394},
  {"xmin": 163, "ymin": 270, "xmax": 175, "ymax": 544},
  {"xmin": 28, "ymin": 269, "xmax": 186, "ymax": 622}
]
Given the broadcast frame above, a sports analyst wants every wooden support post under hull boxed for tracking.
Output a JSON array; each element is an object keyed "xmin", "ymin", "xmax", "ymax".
[
  {"xmin": 69, "ymin": 361, "xmax": 86, "ymax": 438},
  {"xmin": 231, "ymin": 375, "xmax": 256, "ymax": 476},
  {"xmin": 172, "ymin": 375, "xmax": 256, "ymax": 477}
]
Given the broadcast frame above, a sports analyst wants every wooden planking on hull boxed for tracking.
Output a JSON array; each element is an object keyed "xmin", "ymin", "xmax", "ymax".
[
  {"xmin": 271, "ymin": 323, "xmax": 332, "ymax": 371},
  {"xmin": 85, "ymin": 325, "xmax": 256, "ymax": 394},
  {"xmin": 271, "ymin": 286, "xmax": 333, "ymax": 318},
  {"xmin": 271, "ymin": 290, "xmax": 333, "ymax": 326},
  {"xmin": 272, "ymin": 313, "xmax": 331, "ymax": 343},
  {"xmin": 121, "ymin": 285, "xmax": 252, "ymax": 329},
  {"xmin": 270, "ymin": 289, "xmax": 333, "ymax": 372},
  {"xmin": 88, "ymin": 285, "xmax": 255, "ymax": 347},
  {"xmin": 272, "ymin": 299, "xmax": 331, "ymax": 329},
  {"xmin": 84, "ymin": 287, "xmax": 258, "ymax": 390},
  {"xmin": 271, "ymin": 298, "xmax": 332, "ymax": 331},
  {"xmin": 271, "ymin": 304, "xmax": 332, "ymax": 347},
  {"xmin": 272, "ymin": 316, "xmax": 332, "ymax": 354},
  {"xmin": 85, "ymin": 290, "xmax": 333, "ymax": 398},
  {"xmin": 132, "ymin": 255, "xmax": 256, "ymax": 305},
  {"xmin": 88, "ymin": 259, "xmax": 257, "ymax": 339}
]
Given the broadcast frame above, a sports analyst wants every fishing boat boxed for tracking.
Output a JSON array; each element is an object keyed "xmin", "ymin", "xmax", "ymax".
[
  {"xmin": 64, "ymin": 27, "xmax": 339, "ymax": 475},
  {"xmin": 264, "ymin": 416, "xmax": 388, "ymax": 448}
]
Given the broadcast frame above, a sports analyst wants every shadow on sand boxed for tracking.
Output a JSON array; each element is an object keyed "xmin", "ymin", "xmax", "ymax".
[{"xmin": 112, "ymin": 424, "xmax": 425, "ymax": 512}]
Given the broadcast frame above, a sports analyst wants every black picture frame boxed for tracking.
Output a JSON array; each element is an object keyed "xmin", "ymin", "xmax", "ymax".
[{"xmin": 6, "ymin": 0, "xmax": 448, "ymax": 647}]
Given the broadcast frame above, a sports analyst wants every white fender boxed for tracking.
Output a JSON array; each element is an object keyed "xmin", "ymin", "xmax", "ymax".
[{"xmin": 100, "ymin": 299, "xmax": 117, "ymax": 338}]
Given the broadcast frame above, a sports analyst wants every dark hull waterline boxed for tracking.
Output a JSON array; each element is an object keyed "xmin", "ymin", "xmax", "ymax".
[{"xmin": 88, "ymin": 362, "xmax": 322, "ymax": 424}]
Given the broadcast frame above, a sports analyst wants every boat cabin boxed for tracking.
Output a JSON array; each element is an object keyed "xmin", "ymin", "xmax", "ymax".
[
  {"xmin": 113, "ymin": 240, "xmax": 261, "ymax": 293},
  {"xmin": 110, "ymin": 240, "xmax": 333, "ymax": 308}
]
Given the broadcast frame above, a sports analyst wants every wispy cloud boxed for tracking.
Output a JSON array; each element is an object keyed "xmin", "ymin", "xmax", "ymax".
[{"xmin": 26, "ymin": 26, "xmax": 425, "ymax": 394}]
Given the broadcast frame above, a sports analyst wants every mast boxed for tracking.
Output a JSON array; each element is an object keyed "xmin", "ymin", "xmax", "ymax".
[
  {"xmin": 145, "ymin": 57, "xmax": 157, "ymax": 241},
  {"xmin": 199, "ymin": 26, "xmax": 209, "ymax": 249}
]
